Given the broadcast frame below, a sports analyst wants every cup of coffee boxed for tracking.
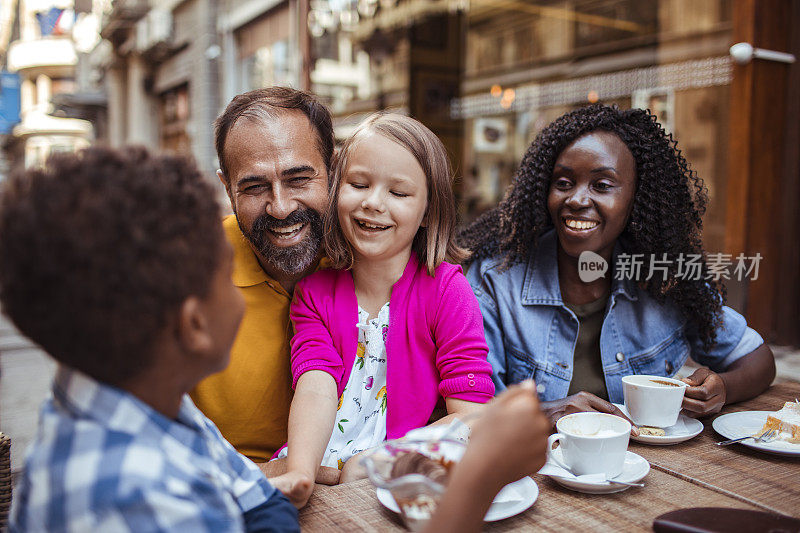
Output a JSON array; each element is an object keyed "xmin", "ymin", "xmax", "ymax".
[
  {"xmin": 622, "ymin": 374, "xmax": 688, "ymax": 428},
  {"xmin": 546, "ymin": 412, "xmax": 631, "ymax": 478}
]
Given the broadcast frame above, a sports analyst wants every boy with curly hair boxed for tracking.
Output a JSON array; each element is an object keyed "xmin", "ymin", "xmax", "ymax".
[
  {"xmin": 0, "ymin": 146, "xmax": 298, "ymax": 532},
  {"xmin": 1, "ymin": 145, "xmax": 552, "ymax": 533}
]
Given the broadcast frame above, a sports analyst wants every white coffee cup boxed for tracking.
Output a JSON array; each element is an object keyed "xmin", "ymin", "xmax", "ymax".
[
  {"xmin": 546, "ymin": 412, "xmax": 631, "ymax": 478},
  {"xmin": 622, "ymin": 374, "xmax": 688, "ymax": 428}
]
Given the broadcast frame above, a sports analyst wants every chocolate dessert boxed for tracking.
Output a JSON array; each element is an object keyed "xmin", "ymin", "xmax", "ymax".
[{"xmin": 390, "ymin": 451, "xmax": 453, "ymax": 484}]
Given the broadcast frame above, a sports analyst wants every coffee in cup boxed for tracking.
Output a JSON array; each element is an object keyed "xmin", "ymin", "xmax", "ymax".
[
  {"xmin": 622, "ymin": 374, "xmax": 687, "ymax": 428},
  {"xmin": 546, "ymin": 412, "xmax": 631, "ymax": 477}
]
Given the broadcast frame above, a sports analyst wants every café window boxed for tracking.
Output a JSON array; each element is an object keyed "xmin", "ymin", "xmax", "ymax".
[
  {"xmin": 241, "ymin": 41, "xmax": 290, "ymax": 90},
  {"xmin": 313, "ymin": 29, "xmax": 340, "ymax": 62},
  {"xmin": 159, "ymin": 84, "xmax": 190, "ymax": 157},
  {"xmin": 235, "ymin": 5, "xmax": 293, "ymax": 92},
  {"xmin": 573, "ymin": 0, "xmax": 658, "ymax": 52}
]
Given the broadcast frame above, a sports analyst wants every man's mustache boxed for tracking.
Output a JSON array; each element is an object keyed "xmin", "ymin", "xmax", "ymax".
[
  {"xmin": 237, "ymin": 206, "xmax": 324, "ymax": 276},
  {"xmin": 251, "ymin": 208, "xmax": 322, "ymax": 236}
]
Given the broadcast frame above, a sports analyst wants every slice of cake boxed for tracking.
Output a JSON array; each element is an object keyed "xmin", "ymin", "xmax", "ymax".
[{"xmin": 759, "ymin": 400, "xmax": 800, "ymax": 443}]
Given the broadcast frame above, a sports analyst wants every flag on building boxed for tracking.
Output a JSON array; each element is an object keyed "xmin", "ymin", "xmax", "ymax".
[{"xmin": 36, "ymin": 7, "xmax": 75, "ymax": 36}]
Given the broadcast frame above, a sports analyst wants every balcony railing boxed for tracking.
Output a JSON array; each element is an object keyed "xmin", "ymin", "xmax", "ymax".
[
  {"xmin": 7, "ymin": 37, "xmax": 77, "ymax": 76},
  {"xmin": 101, "ymin": 0, "xmax": 150, "ymax": 41}
]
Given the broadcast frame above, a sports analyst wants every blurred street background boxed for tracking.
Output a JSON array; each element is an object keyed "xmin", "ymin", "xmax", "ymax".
[{"xmin": 0, "ymin": 0, "xmax": 798, "ymax": 471}]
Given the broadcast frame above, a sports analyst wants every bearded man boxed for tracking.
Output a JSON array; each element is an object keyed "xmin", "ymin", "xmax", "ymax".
[{"xmin": 191, "ymin": 87, "xmax": 333, "ymax": 467}]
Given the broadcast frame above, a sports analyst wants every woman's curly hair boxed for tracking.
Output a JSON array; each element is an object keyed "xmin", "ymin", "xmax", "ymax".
[{"xmin": 459, "ymin": 104, "xmax": 723, "ymax": 350}]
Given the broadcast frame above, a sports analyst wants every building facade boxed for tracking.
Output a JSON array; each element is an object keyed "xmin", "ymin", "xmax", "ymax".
[
  {"xmin": 98, "ymin": 0, "xmax": 219, "ymax": 176},
  {"xmin": 12, "ymin": 0, "xmax": 794, "ymax": 344},
  {"xmin": 340, "ymin": 0, "xmax": 799, "ymax": 344},
  {"xmin": 92, "ymin": 0, "xmax": 369, "ymax": 180},
  {"xmin": 2, "ymin": 0, "xmax": 98, "ymax": 170}
]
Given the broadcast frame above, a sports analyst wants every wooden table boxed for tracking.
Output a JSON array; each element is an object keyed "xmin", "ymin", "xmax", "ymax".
[{"xmin": 299, "ymin": 383, "xmax": 800, "ymax": 531}]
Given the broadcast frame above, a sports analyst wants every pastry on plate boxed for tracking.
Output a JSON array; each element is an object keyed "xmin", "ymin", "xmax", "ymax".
[
  {"xmin": 759, "ymin": 400, "xmax": 800, "ymax": 443},
  {"xmin": 638, "ymin": 426, "xmax": 666, "ymax": 437}
]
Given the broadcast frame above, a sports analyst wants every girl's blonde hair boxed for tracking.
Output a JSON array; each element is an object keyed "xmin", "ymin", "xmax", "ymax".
[{"xmin": 324, "ymin": 112, "xmax": 469, "ymax": 275}]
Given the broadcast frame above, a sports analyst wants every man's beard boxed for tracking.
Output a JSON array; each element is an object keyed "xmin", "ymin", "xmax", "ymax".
[{"xmin": 237, "ymin": 208, "xmax": 324, "ymax": 276}]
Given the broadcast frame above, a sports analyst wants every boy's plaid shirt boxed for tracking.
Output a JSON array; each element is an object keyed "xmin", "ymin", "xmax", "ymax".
[{"xmin": 11, "ymin": 366, "xmax": 277, "ymax": 532}]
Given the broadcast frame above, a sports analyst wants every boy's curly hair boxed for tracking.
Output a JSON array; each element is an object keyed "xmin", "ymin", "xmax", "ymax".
[
  {"xmin": 459, "ymin": 104, "xmax": 723, "ymax": 350},
  {"xmin": 0, "ymin": 146, "xmax": 222, "ymax": 385}
]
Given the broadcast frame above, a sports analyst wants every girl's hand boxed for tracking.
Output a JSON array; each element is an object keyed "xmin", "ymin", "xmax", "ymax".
[
  {"xmin": 269, "ymin": 470, "xmax": 314, "ymax": 508},
  {"xmin": 681, "ymin": 367, "xmax": 726, "ymax": 417},
  {"xmin": 541, "ymin": 391, "xmax": 638, "ymax": 435}
]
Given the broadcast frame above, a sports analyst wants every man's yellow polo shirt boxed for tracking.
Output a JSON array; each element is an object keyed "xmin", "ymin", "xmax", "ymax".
[{"xmin": 191, "ymin": 215, "xmax": 323, "ymax": 462}]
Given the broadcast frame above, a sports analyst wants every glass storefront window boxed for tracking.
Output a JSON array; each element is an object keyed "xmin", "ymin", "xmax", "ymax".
[{"xmin": 456, "ymin": 0, "xmax": 734, "ymax": 255}]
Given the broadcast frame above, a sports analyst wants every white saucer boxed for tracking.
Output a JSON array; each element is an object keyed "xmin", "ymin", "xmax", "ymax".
[
  {"xmin": 713, "ymin": 411, "xmax": 800, "ymax": 457},
  {"xmin": 544, "ymin": 450, "xmax": 650, "ymax": 494},
  {"xmin": 376, "ymin": 476, "xmax": 538, "ymax": 522},
  {"xmin": 614, "ymin": 403, "xmax": 704, "ymax": 445}
]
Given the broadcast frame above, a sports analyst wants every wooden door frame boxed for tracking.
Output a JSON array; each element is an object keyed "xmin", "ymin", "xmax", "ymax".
[{"xmin": 725, "ymin": 0, "xmax": 799, "ymax": 345}]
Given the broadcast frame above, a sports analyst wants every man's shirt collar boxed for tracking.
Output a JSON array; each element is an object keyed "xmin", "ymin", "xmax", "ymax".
[{"xmin": 224, "ymin": 214, "xmax": 271, "ymax": 288}]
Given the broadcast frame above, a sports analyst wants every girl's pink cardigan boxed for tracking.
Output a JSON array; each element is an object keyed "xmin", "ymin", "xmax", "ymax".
[{"xmin": 289, "ymin": 253, "xmax": 495, "ymax": 439}]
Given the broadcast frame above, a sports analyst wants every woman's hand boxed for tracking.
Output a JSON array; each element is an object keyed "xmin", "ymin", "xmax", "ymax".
[
  {"xmin": 681, "ymin": 367, "xmax": 726, "ymax": 417},
  {"xmin": 541, "ymin": 391, "xmax": 637, "ymax": 434}
]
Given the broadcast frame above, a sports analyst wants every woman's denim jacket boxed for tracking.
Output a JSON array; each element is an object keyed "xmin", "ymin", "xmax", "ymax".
[{"xmin": 465, "ymin": 230, "xmax": 764, "ymax": 404}]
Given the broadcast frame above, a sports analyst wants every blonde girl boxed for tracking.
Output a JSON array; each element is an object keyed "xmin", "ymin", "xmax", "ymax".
[{"xmin": 271, "ymin": 113, "xmax": 494, "ymax": 507}]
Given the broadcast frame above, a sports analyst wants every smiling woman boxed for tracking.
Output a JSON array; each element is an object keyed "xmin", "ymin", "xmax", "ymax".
[
  {"xmin": 460, "ymin": 104, "xmax": 775, "ymax": 428},
  {"xmin": 547, "ymin": 131, "xmax": 636, "ymax": 269}
]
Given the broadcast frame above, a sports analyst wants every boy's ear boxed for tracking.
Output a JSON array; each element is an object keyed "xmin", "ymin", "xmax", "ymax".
[{"xmin": 176, "ymin": 296, "xmax": 213, "ymax": 355}]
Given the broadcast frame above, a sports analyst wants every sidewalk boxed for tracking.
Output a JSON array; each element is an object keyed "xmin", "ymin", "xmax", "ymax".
[
  {"xmin": 0, "ymin": 313, "xmax": 55, "ymax": 471},
  {"xmin": 2, "ymin": 311, "xmax": 799, "ymax": 472}
]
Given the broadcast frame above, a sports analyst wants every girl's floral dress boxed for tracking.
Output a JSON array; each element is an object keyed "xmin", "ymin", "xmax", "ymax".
[{"xmin": 278, "ymin": 302, "xmax": 389, "ymax": 469}]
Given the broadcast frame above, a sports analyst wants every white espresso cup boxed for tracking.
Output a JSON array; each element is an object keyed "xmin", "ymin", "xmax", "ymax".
[
  {"xmin": 622, "ymin": 374, "xmax": 688, "ymax": 428},
  {"xmin": 546, "ymin": 412, "xmax": 631, "ymax": 478}
]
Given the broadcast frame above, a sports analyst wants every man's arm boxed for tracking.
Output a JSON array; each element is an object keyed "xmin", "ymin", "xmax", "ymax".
[{"xmin": 92, "ymin": 485, "xmax": 248, "ymax": 532}]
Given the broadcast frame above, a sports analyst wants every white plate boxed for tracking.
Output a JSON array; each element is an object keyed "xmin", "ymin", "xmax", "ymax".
[
  {"xmin": 545, "ymin": 450, "xmax": 650, "ymax": 494},
  {"xmin": 613, "ymin": 403, "xmax": 704, "ymax": 445},
  {"xmin": 712, "ymin": 411, "xmax": 800, "ymax": 457},
  {"xmin": 376, "ymin": 476, "xmax": 538, "ymax": 522}
]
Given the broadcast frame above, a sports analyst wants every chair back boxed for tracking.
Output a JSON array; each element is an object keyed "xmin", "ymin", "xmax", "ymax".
[{"xmin": 0, "ymin": 432, "xmax": 11, "ymax": 531}]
